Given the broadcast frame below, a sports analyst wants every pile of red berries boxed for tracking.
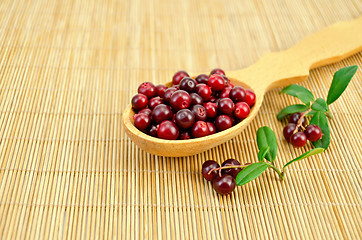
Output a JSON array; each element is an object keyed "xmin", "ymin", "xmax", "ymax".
[
  {"xmin": 202, "ymin": 159, "xmax": 244, "ymax": 195},
  {"xmin": 283, "ymin": 112, "xmax": 323, "ymax": 148},
  {"xmin": 131, "ymin": 68, "xmax": 256, "ymax": 140}
]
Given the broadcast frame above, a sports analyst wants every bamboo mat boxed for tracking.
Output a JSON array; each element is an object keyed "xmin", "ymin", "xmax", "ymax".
[{"xmin": 0, "ymin": 0, "xmax": 361, "ymax": 239}]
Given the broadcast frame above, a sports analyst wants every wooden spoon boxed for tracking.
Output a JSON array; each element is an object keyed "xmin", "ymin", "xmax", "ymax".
[{"xmin": 123, "ymin": 17, "xmax": 362, "ymax": 157}]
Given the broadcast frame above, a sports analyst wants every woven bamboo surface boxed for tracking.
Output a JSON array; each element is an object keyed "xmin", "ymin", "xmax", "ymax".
[{"xmin": 0, "ymin": 0, "xmax": 361, "ymax": 239}]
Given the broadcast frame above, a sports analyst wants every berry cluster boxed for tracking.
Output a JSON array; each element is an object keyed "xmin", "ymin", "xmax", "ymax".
[
  {"xmin": 202, "ymin": 159, "xmax": 245, "ymax": 195},
  {"xmin": 283, "ymin": 112, "xmax": 322, "ymax": 148},
  {"xmin": 131, "ymin": 68, "xmax": 256, "ymax": 140}
]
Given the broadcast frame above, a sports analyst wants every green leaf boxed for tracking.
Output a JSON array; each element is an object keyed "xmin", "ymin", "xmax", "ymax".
[
  {"xmin": 283, "ymin": 148, "xmax": 325, "ymax": 169},
  {"xmin": 276, "ymin": 104, "xmax": 309, "ymax": 120},
  {"xmin": 327, "ymin": 65, "xmax": 358, "ymax": 105},
  {"xmin": 280, "ymin": 84, "xmax": 315, "ymax": 105},
  {"xmin": 311, "ymin": 98, "xmax": 328, "ymax": 112},
  {"xmin": 310, "ymin": 112, "xmax": 330, "ymax": 149},
  {"xmin": 307, "ymin": 110, "xmax": 317, "ymax": 116},
  {"xmin": 257, "ymin": 127, "xmax": 277, "ymax": 162},
  {"xmin": 235, "ymin": 162, "xmax": 269, "ymax": 186},
  {"xmin": 258, "ymin": 147, "xmax": 270, "ymax": 162}
]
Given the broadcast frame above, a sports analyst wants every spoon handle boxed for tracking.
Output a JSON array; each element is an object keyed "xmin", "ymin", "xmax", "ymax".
[{"xmin": 227, "ymin": 16, "xmax": 362, "ymax": 94}]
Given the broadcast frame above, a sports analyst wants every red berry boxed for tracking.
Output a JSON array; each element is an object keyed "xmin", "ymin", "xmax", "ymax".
[
  {"xmin": 210, "ymin": 68, "xmax": 225, "ymax": 76},
  {"xmin": 245, "ymin": 89, "xmax": 256, "ymax": 107},
  {"xmin": 191, "ymin": 104, "xmax": 207, "ymax": 121},
  {"xmin": 212, "ymin": 174, "xmax": 236, "ymax": 195},
  {"xmin": 138, "ymin": 82, "xmax": 156, "ymax": 98},
  {"xmin": 304, "ymin": 124, "xmax": 322, "ymax": 142},
  {"xmin": 208, "ymin": 74, "xmax": 226, "ymax": 92},
  {"xmin": 175, "ymin": 109, "xmax": 195, "ymax": 130},
  {"xmin": 149, "ymin": 125, "xmax": 157, "ymax": 137},
  {"xmin": 179, "ymin": 77, "xmax": 197, "ymax": 92},
  {"xmin": 148, "ymin": 97, "xmax": 163, "ymax": 109},
  {"xmin": 215, "ymin": 115, "xmax": 233, "ymax": 131},
  {"xmin": 191, "ymin": 121, "xmax": 210, "ymax": 138},
  {"xmin": 221, "ymin": 159, "xmax": 242, "ymax": 179},
  {"xmin": 202, "ymin": 160, "xmax": 220, "ymax": 181},
  {"xmin": 133, "ymin": 113, "xmax": 151, "ymax": 130},
  {"xmin": 229, "ymin": 86, "xmax": 246, "ymax": 103},
  {"xmin": 132, "ymin": 93, "xmax": 148, "ymax": 110},
  {"xmin": 234, "ymin": 102, "xmax": 250, "ymax": 119},
  {"xmin": 196, "ymin": 84, "xmax": 212, "ymax": 101},
  {"xmin": 190, "ymin": 93, "xmax": 204, "ymax": 105},
  {"xmin": 151, "ymin": 104, "xmax": 173, "ymax": 124},
  {"xmin": 163, "ymin": 87, "xmax": 177, "ymax": 103},
  {"xmin": 288, "ymin": 113, "xmax": 306, "ymax": 126},
  {"xmin": 195, "ymin": 74, "xmax": 209, "ymax": 84},
  {"xmin": 290, "ymin": 132, "xmax": 307, "ymax": 148},
  {"xmin": 169, "ymin": 90, "xmax": 191, "ymax": 111},
  {"xmin": 138, "ymin": 108, "xmax": 152, "ymax": 116},
  {"xmin": 219, "ymin": 87, "xmax": 232, "ymax": 98},
  {"xmin": 203, "ymin": 102, "xmax": 218, "ymax": 119},
  {"xmin": 155, "ymin": 84, "xmax": 168, "ymax": 98},
  {"xmin": 206, "ymin": 122, "xmax": 216, "ymax": 134},
  {"xmin": 172, "ymin": 70, "xmax": 189, "ymax": 85},
  {"xmin": 157, "ymin": 120, "xmax": 179, "ymax": 140},
  {"xmin": 217, "ymin": 98, "xmax": 235, "ymax": 115},
  {"xmin": 283, "ymin": 123, "xmax": 297, "ymax": 142},
  {"xmin": 179, "ymin": 131, "xmax": 192, "ymax": 140}
]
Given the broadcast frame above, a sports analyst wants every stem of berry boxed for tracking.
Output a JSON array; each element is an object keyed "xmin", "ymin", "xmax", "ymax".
[
  {"xmin": 326, "ymin": 111, "xmax": 333, "ymax": 119},
  {"xmin": 208, "ymin": 164, "xmax": 249, "ymax": 176},
  {"xmin": 293, "ymin": 109, "xmax": 311, "ymax": 134},
  {"xmin": 266, "ymin": 163, "xmax": 284, "ymax": 181}
]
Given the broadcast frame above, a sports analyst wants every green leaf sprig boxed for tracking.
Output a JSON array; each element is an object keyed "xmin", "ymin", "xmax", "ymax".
[
  {"xmin": 234, "ymin": 126, "xmax": 324, "ymax": 186},
  {"xmin": 276, "ymin": 65, "xmax": 358, "ymax": 149}
]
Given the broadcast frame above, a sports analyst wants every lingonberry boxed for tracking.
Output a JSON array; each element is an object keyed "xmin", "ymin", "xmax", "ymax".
[
  {"xmin": 215, "ymin": 115, "xmax": 233, "ymax": 131},
  {"xmin": 163, "ymin": 87, "xmax": 177, "ymax": 103},
  {"xmin": 151, "ymin": 104, "xmax": 173, "ymax": 124},
  {"xmin": 221, "ymin": 159, "xmax": 242, "ymax": 179},
  {"xmin": 172, "ymin": 70, "xmax": 189, "ymax": 85},
  {"xmin": 226, "ymin": 81, "xmax": 234, "ymax": 88},
  {"xmin": 196, "ymin": 84, "xmax": 212, "ymax": 101},
  {"xmin": 229, "ymin": 86, "xmax": 246, "ymax": 103},
  {"xmin": 210, "ymin": 68, "xmax": 226, "ymax": 76},
  {"xmin": 173, "ymin": 85, "xmax": 180, "ymax": 90},
  {"xmin": 179, "ymin": 131, "xmax": 192, "ymax": 140},
  {"xmin": 202, "ymin": 160, "xmax": 220, "ymax": 181},
  {"xmin": 191, "ymin": 121, "xmax": 210, "ymax": 138},
  {"xmin": 149, "ymin": 125, "xmax": 157, "ymax": 137},
  {"xmin": 234, "ymin": 102, "xmax": 250, "ymax": 119},
  {"xmin": 288, "ymin": 113, "xmax": 306, "ymax": 126},
  {"xmin": 209, "ymin": 96, "xmax": 217, "ymax": 103},
  {"xmin": 157, "ymin": 120, "xmax": 179, "ymax": 140},
  {"xmin": 169, "ymin": 90, "xmax": 191, "ymax": 111},
  {"xmin": 304, "ymin": 124, "xmax": 322, "ymax": 142},
  {"xmin": 290, "ymin": 132, "xmax": 307, "ymax": 148},
  {"xmin": 175, "ymin": 109, "xmax": 195, "ymax": 130},
  {"xmin": 203, "ymin": 102, "xmax": 218, "ymax": 118},
  {"xmin": 207, "ymin": 122, "xmax": 216, "ymax": 134},
  {"xmin": 245, "ymin": 89, "xmax": 256, "ymax": 107},
  {"xmin": 133, "ymin": 113, "xmax": 151, "ymax": 130},
  {"xmin": 138, "ymin": 108, "xmax": 152, "ymax": 116},
  {"xmin": 212, "ymin": 174, "xmax": 236, "ymax": 195},
  {"xmin": 191, "ymin": 104, "xmax": 207, "ymax": 121},
  {"xmin": 179, "ymin": 77, "xmax": 197, "ymax": 92},
  {"xmin": 219, "ymin": 87, "xmax": 232, "ymax": 98},
  {"xmin": 208, "ymin": 74, "xmax": 226, "ymax": 92},
  {"xmin": 283, "ymin": 123, "xmax": 297, "ymax": 142},
  {"xmin": 217, "ymin": 98, "xmax": 235, "ymax": 115},
  {"xmin": 138, "ymin": 82, "xmax": 156, "ymax": 99},
  {"xmin": 132, "ymin": 93, "xmax": 148, "ymax": 110},
  {"xmin": 190, "ymin": 93, "xmax": 204, "ymax": 105},
  {"xmin": 195, "ymin": 74, "xmax": 209, "ymax": 84},
  {"xmin": 148, "ymin": 97, "xmax": 163, "ymax": 109},
  {"xmin": 155, "ymin": 84, "xmax": 168, "ymax": 98}
]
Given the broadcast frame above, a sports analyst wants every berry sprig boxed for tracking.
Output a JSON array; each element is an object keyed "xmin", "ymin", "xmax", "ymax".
[
  {"xmin": 277, "ymin": 65, "xmax": 358, "ymax": 149},
  {"xmin": 202, "ymin": 126, "xmax": 325, "ymax": 195},
  {"xmin": 202, "ymin": 66, "xmax": 358, "ymax": 195}
]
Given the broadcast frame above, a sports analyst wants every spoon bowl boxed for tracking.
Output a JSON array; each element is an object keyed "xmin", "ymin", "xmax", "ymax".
[{"xmin": 123, "ymin": 17, "xmax": 362, "ymax": 157}]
